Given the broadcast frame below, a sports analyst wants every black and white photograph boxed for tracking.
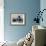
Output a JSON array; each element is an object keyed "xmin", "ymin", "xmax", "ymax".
[{"xmin": 11, "ymin": 14, "xmax": 25, "ymax": 25}]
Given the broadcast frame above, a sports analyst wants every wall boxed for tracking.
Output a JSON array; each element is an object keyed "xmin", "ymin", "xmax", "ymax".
[
  {"xmin": 4, "ymin": 0, "xmax": 40, "ymax": 42},
  {"xmin": 40, "ymin": 0, "xmax": 46, "ymax": 27}
]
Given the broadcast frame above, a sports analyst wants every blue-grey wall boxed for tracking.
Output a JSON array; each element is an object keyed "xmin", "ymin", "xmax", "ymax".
[
  {"xmin": 4, "ymin": 0, "xmax": 40, "ymax": 42},
  {"xmin": 40, "ymin": 0, "xmax": 46, "ymax": 27}
]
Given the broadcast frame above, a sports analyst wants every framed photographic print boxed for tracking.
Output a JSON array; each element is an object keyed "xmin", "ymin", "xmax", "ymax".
[{"xmin": 11, "ymin": 13, "xmax": 25, "ymax": 25}]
